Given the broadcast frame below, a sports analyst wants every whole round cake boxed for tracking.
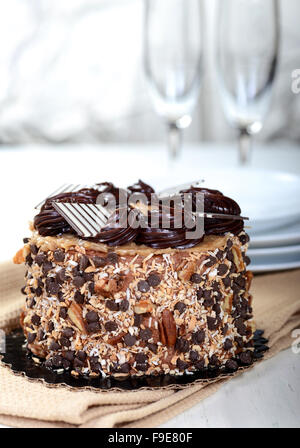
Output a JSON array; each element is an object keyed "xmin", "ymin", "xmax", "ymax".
[{"xmin": 14, "ymin": 180, "xmax": 254, "ymax": 377}]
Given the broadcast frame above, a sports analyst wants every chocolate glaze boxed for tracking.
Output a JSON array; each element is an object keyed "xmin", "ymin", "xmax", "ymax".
[{"xmin": 33, "ymin": 181, "xmax": 245, "ymax": 248}]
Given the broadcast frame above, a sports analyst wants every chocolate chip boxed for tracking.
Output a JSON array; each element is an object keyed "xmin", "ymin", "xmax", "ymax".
[
  {"xmin": 53, "ymin": 249, "xmax": 65, "ymax": 262},
  {"xmin": 222, "ymin": 276, "xmax": 231, "ymax": 288},
  {"xmin": 218, "ymin": 264, "xmax": 228, "ymax": 276},
  {"xmin": 212, "ymin": 281, "xmax": 219, "ymax": 291},
  {"xmin": 239, "ymin": 233, "xmax": 250, "ymax": 245},
  {"xmin": 134, "ymin": 314, "xmax": 142, "ymax": 327},
  {"xmin": 45, "ymin": 358, "xmax": 53, "ymax": 368},
  {"xmin": 107, "ymin": 252, "xmax": 118, "ymax": 265},
  {"xmin": 31, "ymin": 314, "xmax": 40, "ymax": 326},
  {"xmin": 59, "ymin": 307, "xmax": 67, "ymax": 319},
  {"xmin": 227, "ymin": 250, "xmax": 234, "ymax": 262},
  {"xmin": 35, "ymin": 286, "xmax": 43, "ymax": 297},
  {"xmin": 192, "ymin": 330, "xmax": 205, "ymax": 345},
  {"xmin": 50, "ymin": 341, "xmax": 60, "ymax": 351},
  {"xmin": 213, "ymin": 303, "xmax": 221, "ymax": 315},
  {"xmin": 225, "ymin": 359, "xmax": 238, "ymax": 372},
  {"xmin": 207, "ymin": 316, "xmax": 219, "ymax": 331},
  {"xmin": 209, "ymin": 354, "xmax": 219, "ymax": 366},
  {"xmin": 176, "ymin": 359, "xmax": 188, "ymax": 370},
  {"xmin": 106, "ymin": 300, "xmax": 119, "ymax": 311},
  {"xmin": 216, "ymin": 250, "xmax": 224, "ymax": 260},
  {"xmin": 21, "ymin": 286, "xmax": 26, "ymax": 295},
  {"xmin": 62, "ymin": 359, "xmax": 71, "ymax": 370},
  {"xmin": 79, "ymin": 255, "xmax": 89, "ymax": 271},
  {"xmin": 42, "ymin": 260, "xmax": 53, "ymax": 275},
  {"xmin": 137, "ymin": 280, "xmax": 150, "ymax": 293},
  {"xmin": 222, "ymin": 324, "xmax": 229, "ymax": 336},
  {"xmin": 189, "ymin": 350, "xmax": 199, "ymax": 362},
  {"xmin": 27, "ymin": 332, "xmax": 36, "ymax": 343},
  {"xmin": 175, "ymin": 338, "xmax": 190, "ymax": 353},
  {"xmin": 174, "ymin": 301, "xmax": 186, "ymax": 314},
  {"xmin": 48, "ymin": 321, "xmax": 54, "ymax": 332},
  {"xmin": 120, "ymin": 362, "xmax": 130, "ymax": 373},
  {"xmin": 206, "ymin": 256, "xmax": 217, "ymax": 267},
  {"xmin": 74, "ymin": 358, "xmax": 85, "ymax": 368},
  {"xmin": 25, "ymin": 253, "xmax": 33, "ymax": 266},
  {"xmin": 244, "ymin": 256, "xmax": 251, "ymax": 266},
  {"xmin": 235, "ymin": 336, "xmax": 243, "ymax": 348},
  {"xmin": 38, "ymin": 329, "xmax": 45, "ymax": 341},
  {"xmin": 62, "ymin": 327, "xmax": 74, "ymax": 338},
  {"xmin": 64, "ymin": 351, "xmax": 75, "ymax": 362},
  {"xmin": 73, "ymin": 276, "xmax": 85, "ymax": 288},
  {"xmin": 136, "ymin": 363, "xmax": 148, "ymax": 372},
  {"xmin": 119, "ymin": 299, "xmax": 129, "ymax": 312},
  {"xmin": 124, "ymin": 334, "xmax": 136, "ymax": 346},
  {"xmin": 57, "ymin": 291, "xmax": 64, "ymax": 302},
  {"xmin": 203, "ymin": 296, "xmax": 214, "ymax": 308},
  {"xmin": 86, "ymin": 311, "xmax": 99, "ymax": 323},
  {"xmin": 87, "ymin": 322, "xmax": 101, "ymax": 333},
  {"xmin": 190, "ymin": 273, "xmax": 201, "ymax": 284},
  {"xmin": 46, "ymin": 278, "xmax": 59, "ymax": 296},
  {"xmin": 224, "ymin": 338, "xmax": 233, "ymax": 351},
  {"xmin": 74, "ymin": 291, "xmax": 84, "ymax": 304},
  {"xmin": 147, "ymin": 273, "xmax": 161, "ymax": 287},
  {"xmin": 60, "ymin": 337, "xmax": 71, "ymax": 347},
  {"xmin": 88, "ymin": 281, "xmax": 95, "ymax": 294},
  {"xmin": 83, "ymin": 272, "xmax": 94, "ymax": 282},
  {"xmin": 235, "ymin": 317, "xmax": 247, "ymax": 336},
  {"xmin": 56, "ymin": 269, "xmax": 66, "ymax": 284},
  {"xmin": 30, "ymin": 244, "xmax": 38, "ymax": 255},
  {"xmin": 194, "ymin": 358, "xmax": 205, "ymax": 370},
  {"xmin": 93, "ymin": 256, "xmax": 107, "ymax": 268},
  {"xmin": 23, "ymin": 237, "xmax": 30, "ymax": 244},
  {"xmin": 139, "ymin": 328, "xmax": 152, "ymax": 341},
  {"xmin": 239, "ymin": 350, "xmax": 253, "ymax": 365},
  {"xmin": 52, "ymin": 355, "xmax": 63, "ymax": 368},
  {"xmin": 227, "ymin": 239, "xmax": 233, "ymax": 249},
  {"xmin": 105, "ymin": 321, "xmax": 118, "ymax": 332},
  {"xmin": 196, "ymin": 288, "xmax": 203, "ymax": 299},
  {"xmin": 77, "ymin": 351, "xmax": 87, "ymax": 361},
  {"xmin": 148, "ymin": 343, "xmax": 158, "ymax": 354},
  {"xmin": 35, "ymin": 253, "xmax": 46, "ymax": 266},
  {"xmin": 135, "ymin": 353, "xmax": 148, "ymax": 364},
  {"xmin": 90, "ymin": 357, "xmax": 101, "ymax": 372}
]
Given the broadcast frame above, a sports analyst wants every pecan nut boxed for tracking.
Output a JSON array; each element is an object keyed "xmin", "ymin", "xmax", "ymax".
[
  {"xmin": 232, "ymin": 246, "xmax": 245, "ymax": 272},
  {"xmin": 68, "ymin": 302, "xmax": 86, "ymax": 333},
  {"xmin": 159, "ymin": 309, "xmax": 177, "ymax": 347}
]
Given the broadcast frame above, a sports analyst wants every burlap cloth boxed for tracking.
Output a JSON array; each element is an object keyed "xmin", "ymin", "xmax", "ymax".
[{"xmin": 0, "ymin": 261, "xmax": 299, "ymax": 428}]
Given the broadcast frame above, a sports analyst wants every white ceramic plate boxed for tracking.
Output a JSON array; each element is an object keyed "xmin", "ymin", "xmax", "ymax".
[
  {"xmin": 250, "ymin": 259, "xmax": 300, "ymax": 273},
  {"xmin": 249, "ymin": 244, "xmax": 300, "ymax": 273},
  {"xmin": 249, "ymin": 221, "xmax": 300, "ymax": 248},
  {"xmin": 248, "ymin": 244, "xmax": 300, "ymax": 258},
  {"xmin": 192, "ymin": 169, "xmax": 300, "ymax": 234}
]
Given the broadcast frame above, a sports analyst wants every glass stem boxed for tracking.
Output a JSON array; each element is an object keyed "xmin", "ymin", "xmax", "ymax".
[
  {"xmin": 168, "ymin": 122, "xmax": 182, "ymax": 159},
  {"xmin": 238, "ymin": 128, "xmax": 252, "ymax": 165}
]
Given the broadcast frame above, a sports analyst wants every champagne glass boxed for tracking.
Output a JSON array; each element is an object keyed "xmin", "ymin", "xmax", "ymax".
[
  {"xmin": 144, "ymin": 0, "xmax": 203, "ymax": 159},
  {"xmin": 216, "ymin": 0, "xmax": 280, "ymax": 164}
]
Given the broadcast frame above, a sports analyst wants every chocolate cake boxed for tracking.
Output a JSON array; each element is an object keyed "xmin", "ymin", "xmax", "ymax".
[{"xmin": 14, "ymin": 180, "xmax": 254, "ymax": 377}]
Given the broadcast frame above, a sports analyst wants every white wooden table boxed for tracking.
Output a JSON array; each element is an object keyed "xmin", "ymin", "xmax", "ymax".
[{"xmin": 0, "ymin": 142, "xmax": 300, "ymax": 428}]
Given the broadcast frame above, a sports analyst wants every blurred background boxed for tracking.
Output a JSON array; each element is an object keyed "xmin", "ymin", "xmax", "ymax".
[{"xmin": 0, "ymin": 0, "xmax": 299, "ymax": 146}]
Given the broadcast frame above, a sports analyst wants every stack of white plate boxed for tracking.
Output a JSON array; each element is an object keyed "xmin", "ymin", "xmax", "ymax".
[{"xmin": 198, "ymin": 168, "xmax": 300, "ymax": 273}]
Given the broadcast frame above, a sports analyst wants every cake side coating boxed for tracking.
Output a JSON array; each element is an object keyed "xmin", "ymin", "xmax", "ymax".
[{"xmin": 16, "ymin": 230, "xmax": 254, "ymax": 377}]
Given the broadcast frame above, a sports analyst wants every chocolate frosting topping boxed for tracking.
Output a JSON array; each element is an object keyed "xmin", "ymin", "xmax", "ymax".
[{"xmin": 33, "ymin": 181, "xmax": 245, "ymax": 249}]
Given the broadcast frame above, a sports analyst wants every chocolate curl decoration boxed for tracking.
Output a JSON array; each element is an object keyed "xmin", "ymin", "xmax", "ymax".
[{"xmin": 180, "ymin": 187, "xmax": 244, "ymax": 235}]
